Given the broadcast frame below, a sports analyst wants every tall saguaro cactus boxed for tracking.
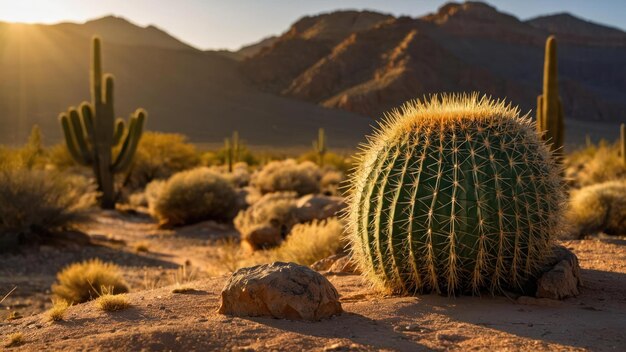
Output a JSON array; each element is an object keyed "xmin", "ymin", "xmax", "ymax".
[
  {"xmin": 224, "ymin": 131, "xmax": 241, "ymax": 172},
  {"xmin": 346, "ymin": 94, "xmax": 564, "ymax": 296},
  {"xmin": 313, "ymin": 128, "xmax": 327, "ymax": 167},
  {"xmin": 59, "ymin": 36, "xmax": 146, "ymax": 209},
  {"xmin": 619, "ymin": 124, "xmax": 626, "ymax": 165},
  {"xmin": 536, "ymin": 35, "xmax": 564, "ymax": 155}
]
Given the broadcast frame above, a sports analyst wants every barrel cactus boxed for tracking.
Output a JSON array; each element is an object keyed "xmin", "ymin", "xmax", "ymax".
[{"xmin": 346, "ymin": 93, "xmax": 564, "ymax": 296}]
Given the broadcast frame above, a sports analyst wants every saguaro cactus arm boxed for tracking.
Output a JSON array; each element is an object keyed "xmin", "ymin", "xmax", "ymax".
[{"xmin": 112, "ymin": 109, "xmax": 146, "ymax": 172}]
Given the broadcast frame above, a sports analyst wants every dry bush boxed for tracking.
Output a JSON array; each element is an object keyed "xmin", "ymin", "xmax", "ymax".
[
  {"xmin": 273, "ymin": 218, "xmax": 347, "ymax": 265},
  {"xmin": 96, "ymin": 294, "xmax": 130, "ymax": 312},
  {"xmin": 234, "ymin": 192, "xmax": 300, "ymax": 247},
  {"xmin": 565, "ymin": 142, "xmax": 626, "ymax": 187},
  {"xmin": 298, "ymin": 151, "xmax": 354, "ymax": 174},
  {"xmin": 47, "ymin": 300, "xmax": 69, "ymax": 322},
  {"xmin": 52, "ymin": 259, "xmax": 129, "ymax": 304},
  {"xmin": 320, "ymin": 169, "xmax": 345, "ymax": 196},
  {"xmin": 128, "ymin": 179, "xmax": 165, "ymax": 211},
  {"xmin": 207, "ymin": 218, "xmax": 346, "ymax": 275},
  {"xmin": 125, "ymin": 132, "xmax": 201, "ymax": 191},
  {"xmin": 153, "ymin": 167, "xmax": 238, "ymax": 226},
  {"xmin": 0, "ymin": 169, "xmax": 94, "ymax": 240},
  {"xmin": 251, "ymin": 159, "xmax": 321, "ymax": 196},
  {"xmin": 566, "ymin": 180, "xmax": 626, "ymax": 238}
]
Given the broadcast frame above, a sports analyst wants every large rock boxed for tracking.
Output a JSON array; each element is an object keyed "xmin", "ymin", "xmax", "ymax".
[
  {"xmin": 218, "ymin": 262, "xmax": 343, "ymax": 321},
  {"xmin": 535, "ymin": 246, "xmax": 583, "ymax": 299}
]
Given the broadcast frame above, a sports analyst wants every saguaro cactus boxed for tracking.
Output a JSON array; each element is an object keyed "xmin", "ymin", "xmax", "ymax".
[
  {"xmin": 346, "ymin": 93, "xmax": 564, "ymax": 296},
  {"xmin": 224, "ymin": 131, "xmax": 241, "ymax": 172},
  {"xmin": 313, "ymin": 128, "xmax": 327, "ymax": 167},
  {"xmin": 619, "ymin": 124, "xmax": 626, "ymax": 165},
  {"xmin": 59, "ymin": 36, "xmax": 146, "ymax": 209},
  {"xmin": 536, "ymin": 35, "xmax": 564, "ymax": 155}
]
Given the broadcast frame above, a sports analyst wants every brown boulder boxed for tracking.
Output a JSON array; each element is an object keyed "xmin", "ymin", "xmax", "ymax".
[
  {"xmin": 295, "ymin": 194, "xmax": 346, "ymax": 222},
  {"xmin": 536, "ymin": 246, "xmax": 583, "ymax": 300},
  {"xmin": 218, "ymin": 262, "xmax": 343, "ymax": 321}
]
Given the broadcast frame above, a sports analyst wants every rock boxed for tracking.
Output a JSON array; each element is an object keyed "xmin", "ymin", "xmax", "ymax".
[
  {"xmin": 535, "ymin": 246, "xmax": 583, "ymax": 300},
  {"xmin": 218, "ymin": 262, "xmax": 343, "ymax": 321},
  {"xmin": 311, "ymin": 254, "xmax": 346, "ymax": 271},
  {"xmin": 240, "ymin": 226, "xmax": 283, "ymax": 252},
  {"xmin": 295, "ymin": 194, "xmax": 346, "ymax": 222},
  {"xmin": 328, "ymin": 255, "xmax": 358, "ymax": 274}
]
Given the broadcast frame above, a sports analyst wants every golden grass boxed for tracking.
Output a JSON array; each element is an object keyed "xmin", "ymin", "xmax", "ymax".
[
  {"xmin": 171, "ymin": 285, "xmax": 196, "ymax": 294},
  {"xmin": 3, "ymin": 332, "xmax": 24, "ymax": 348},
  {"xmin": 566, "ymin": 180, "xmax": 626, "ymax": 238},
  {"xmin": 52, "ymin": 259, "xmax": 129, "ymax": 304},
  {"xmin": 47, "ymin": 300, "xmax": 69, "ymax": 322},
  {"xmin": 207, "ymin": 218, "xmax": 346, "ymax": 275},
  {"xmin": 96, "ymin": 294, "xmax": 131, "ymax": 312}
]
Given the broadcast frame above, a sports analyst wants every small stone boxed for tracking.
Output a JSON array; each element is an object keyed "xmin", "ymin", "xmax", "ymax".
[
  {"xmin": 536, "ymin": 246, "xmax": 582, "ymax": 300},
  {"xmin": 218, "ymin": 262, "xmax": 343, "ymax": 321}
]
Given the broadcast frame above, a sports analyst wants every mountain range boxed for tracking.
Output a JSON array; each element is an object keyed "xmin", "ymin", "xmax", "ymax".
[{"xmin": 1, "ymin": 1, "xmax": 624, "ymax": 148}]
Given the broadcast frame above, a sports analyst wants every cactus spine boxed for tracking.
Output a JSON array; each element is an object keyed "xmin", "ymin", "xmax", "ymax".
[
  {"xmin": 619, "ymin": 124, "xmax": 626, "ymax": 165},
  {"xmin": 313, "ymin": 128, "xmax": 327, "ymax": 167},
  {"xmin": 59, "ymin": 36, "xmax": 146, "ymax": 209},
  {"xmin": 224, "ymin": 131, "xmax": 241, "ymax": 172},
  {"xmin": 536, "ymin": 35, "xmax": 564, "ymax": 155},
  {"xmin": 346, "ymin": 93, "xmax": 564, "ymax": 296}
]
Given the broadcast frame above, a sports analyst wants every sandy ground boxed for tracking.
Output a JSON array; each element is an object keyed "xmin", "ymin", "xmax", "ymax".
[{"xmin": 1, "ymin": 211, "xmax": 625, "ymax": 351}]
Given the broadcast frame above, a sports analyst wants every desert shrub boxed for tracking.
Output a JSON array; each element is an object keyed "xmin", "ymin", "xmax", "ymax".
[
  {"xmin": 320, "ymin": 169, "xmax": 345, "ymax": 196},
  {"xmin": 565, "ymin": 141, "xmax": 626, "ymax": 188},
  {"xmin": 125, "ymin": 132, "xmax": 201, "ymax": 191},
  {"xmin": 234, "ymin": 192, "xmax": 300, "ymax": 244},
  {"xmin": 47, "ymin": 300, "xmax": 69, "ymax": 322},
  {"xmin": 96, "ymin": 294, "xmax": 130, "ymax": 311},
  {"xmin": 204, "ymin": 144, "xmax": 258, "ymax": 167},
  {"xmin": 251, "ymin": 159, "xmax": 321, "ymax": 196},
  {"xmin": 3, "ymin": 332, "xmax": 24, "ymax": 348},
  {"xmin": 0, "ymin": 169, "xmax": 93, "ymax": 239},
  {"xmin": 128, "ymin": 179, "xmax": 165, "ymax": 211},
  {"xmin": 273, "ymin": 218, "xmax": 347, "ymax": 265},
  {"xmin": 566, "ymin": 180, "xmax": 626, "ymax": 238},
  {"xmin": 298, "ymin": 151, "xmax": 353, "ymax": 174},
  {"xmin": 153, "ymin": 167, "xmax": 238, "ymax": 226},
  {"xmin": 52, "ymin": 259, "xmax": 129, "ymax": 304}
]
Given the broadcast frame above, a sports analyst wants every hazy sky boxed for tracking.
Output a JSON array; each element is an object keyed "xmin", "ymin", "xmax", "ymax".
[{"xmin": 1, "ymin": 0, "xmax": 624, "ymax": 50}]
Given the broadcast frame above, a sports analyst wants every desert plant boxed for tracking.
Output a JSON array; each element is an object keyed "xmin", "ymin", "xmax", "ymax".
[
  {"xmin": 125, "ymin": 132, "xmax": 200, "ymax": 191},
  {"xmin": 346, "ymin": 93, "xmax": 564, "ymax": 296},
  {"xmin": 0, "ymin": 170, "xmax": 93, "ymax": 240},
  {"xmin": 619, "ymin": 124, "xmax": 626, "ymax": 165},
  {"xmin": 536, "ymin": 35, "xmax": 564, "ymax": 155},
  {"xmin": 565, "ymin": 141, "xmax": 626, "ymax": 188},
  {"xmin": 3, "ymin": 332, "xmax": 23, "ymax": 348},
  {"xmin": 96, "ymin": 293, "xmax": 130, "ymax": 312},
  {"xmin": 153, "ymin": 167, "xmax": 238, "ymax": 226},
  {"xmin": 251, "ymin": 159, "xmax": 321, "ymax": 196},
  {"xmin": 313, "ymin": 128, "xmax": 327, "ymax": 167},
  {"xmin": 224, "ymin": 131, "xmax": 242, "ymax": 172},
  {"xmin": 59, "ymin": 36, "xmax": 146, "ymax": 209},
  {"xmin": 52, "ymin": 259, "xmax": 129, "ymax": 304},
  {"xmin": 566, "ymin": 180, "xmax": 626, "ymax": 238},
  {"xmin": 234, "ymin": 192, "xmax": 300, "ymax": 249},
  {"xmin": 274, "ymin": 218, "xmax": 347, "ymax": 265},
  {"xmin": 47, "ymin": 300, "xmax": 69, "ymax": 322}
]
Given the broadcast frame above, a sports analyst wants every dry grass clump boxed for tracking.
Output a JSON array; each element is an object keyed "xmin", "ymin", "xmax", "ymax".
[
  {"xmin": 565, "ymin": 142, "xmax": 626, "ymax": 188},
  {"xmin": 153, "ymin": 167, "xmax": 238, "ymax": 227},
  {"xmin": 47, "ymin": 300, "xmax": 70, "ymax": 322},
  {"xmin": 566, "ymin": 180, "xmax": 626, "ymax": 238},
  {"xmin": 0, "ymin": 170, "xmax": 93, "ymax": 239},
  {"xmin": 251, "ymin": 159, "xmax": 321, "ymax": 196},
  {"xmin": 134, "ymin": 241, "xmax": 150, "ymax": 253},
  {"xmin": 320, "ymin": 169, "xmax": 344, "ymax": 196},
  {"xmin": 3, "ymin": 332, "xmax": 24, "ymax": 348},
  {"xmin": 208, "ymin": 218, "xmax": 347, "ymax": 274},
  {"xmin": 273, "ymin": 218, "xmax": 347, "ymax": 265},
  {"xmin": 52, "ymin": 259, "xmax": 129, "ymax": 304},
  {"xmin": 96, "ymin": 294, "xmax": 131, "ymax": 312}
]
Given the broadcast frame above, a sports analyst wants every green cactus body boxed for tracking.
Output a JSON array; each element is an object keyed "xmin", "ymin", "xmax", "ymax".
[
  {"xmin": 224, "ymin": 131, "xmax": 241, "ymax": 172},
  {"xmin": 59, "ymin": 37, "xmax": 146, "ymax": 209},
  {"xmin": 347, "ymin": 94, "xmax": 564, "ymax": 296},
  {"xmin": 536, "ymin": 35, "xmax": 564, "ymax": 155},
  {"xmin": 313, "ymin": 128, "xmax": 327, "ymax": 167}
]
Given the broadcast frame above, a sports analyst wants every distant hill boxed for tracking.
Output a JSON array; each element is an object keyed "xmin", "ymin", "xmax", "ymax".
[
  {"xmin": 1, "ymin": 2, "xmax": 624, "ymax": 148},
  {"xmin": 0, "ymin": 17, "xmax": 371, "ymax": 147},
  {"xmin": 242, "ymin": 2, "xmax": 626, "ymax": 144}
]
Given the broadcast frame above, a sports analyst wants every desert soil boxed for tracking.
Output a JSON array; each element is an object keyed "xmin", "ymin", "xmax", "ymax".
[{"xmin": 1, "ymin": 211, "xmax": 625, "ymax": 351}]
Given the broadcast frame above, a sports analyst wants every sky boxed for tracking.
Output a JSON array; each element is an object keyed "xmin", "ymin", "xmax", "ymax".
[{"xmin": 0, "ymin": 0, "xmax": 624, "ymax": 50}]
